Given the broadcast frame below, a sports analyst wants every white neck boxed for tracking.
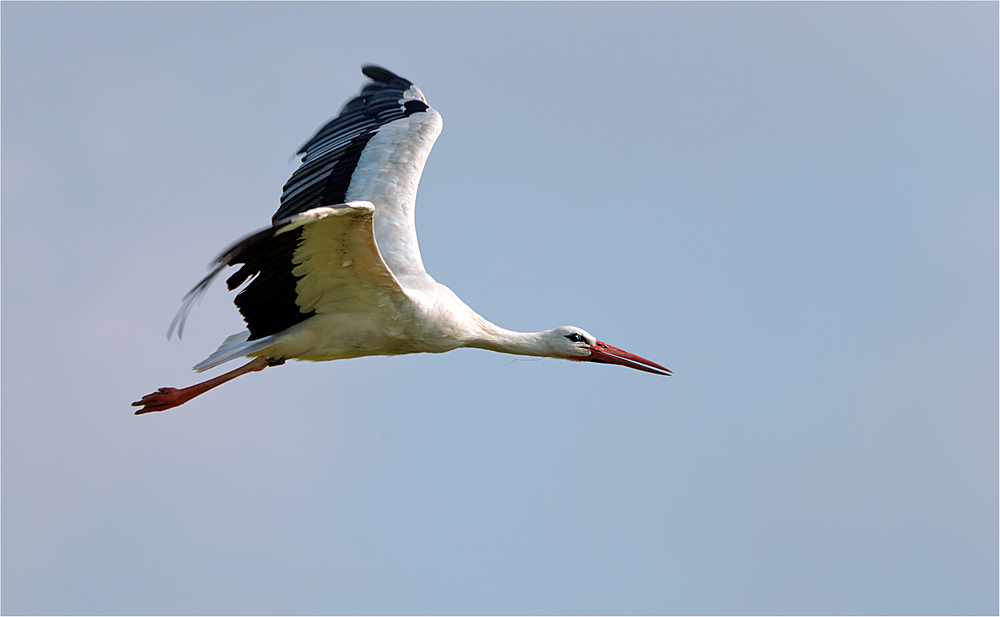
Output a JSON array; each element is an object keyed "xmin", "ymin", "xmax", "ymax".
[{"xmin": 463, "ymin": 318, "xmax": 554, "ymax": 358}]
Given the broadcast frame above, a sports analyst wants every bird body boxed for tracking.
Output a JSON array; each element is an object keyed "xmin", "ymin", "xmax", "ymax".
[{"xmin": 133, "ymin": 66, "xmax": 669, "ymax": 415}]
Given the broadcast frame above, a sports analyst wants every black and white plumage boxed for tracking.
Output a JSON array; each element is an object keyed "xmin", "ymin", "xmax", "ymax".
[{"xmin": 134, "ymin": 66, "xmax": 669, "ymax": 414}]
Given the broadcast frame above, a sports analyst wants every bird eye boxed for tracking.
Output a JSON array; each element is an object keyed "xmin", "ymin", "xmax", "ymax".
[{"xmin": 565, "ymin": 333, "xmax": 586, "ymax": 343}]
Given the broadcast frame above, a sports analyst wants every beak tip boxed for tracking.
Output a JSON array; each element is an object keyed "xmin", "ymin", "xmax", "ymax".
[{"xmin": 587, "ymin": 341, "xmax": 671, "ymax": 376}]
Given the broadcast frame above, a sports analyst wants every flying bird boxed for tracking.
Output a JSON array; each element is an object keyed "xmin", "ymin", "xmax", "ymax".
[{"xmin": 133, "ymin": 65, "xmax": 670, "ymax": 415}]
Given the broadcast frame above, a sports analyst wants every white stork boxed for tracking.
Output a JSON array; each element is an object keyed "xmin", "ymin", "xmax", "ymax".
[{"xmin": 133, "ymin": 65, "xmax": 670, "ymax": 415}]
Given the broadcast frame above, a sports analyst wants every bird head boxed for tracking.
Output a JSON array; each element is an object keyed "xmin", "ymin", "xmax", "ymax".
[{"xmin": 547, "ymin": 326, "xmax": 671, "ymax": 376}]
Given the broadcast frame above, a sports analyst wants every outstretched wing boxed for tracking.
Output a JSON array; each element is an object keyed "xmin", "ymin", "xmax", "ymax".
[
  {"xmin": 170, "ymin": 66, "xmax": 441, "ymax": 345},
  {"xmin": 273, "ymin": 65, "xmax": 443, "ymax": 282},
  {"xmin": 170, "ymin": 202, "xmax": 405, "ymax": 344}
]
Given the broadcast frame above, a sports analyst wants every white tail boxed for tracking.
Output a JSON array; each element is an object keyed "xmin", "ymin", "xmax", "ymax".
[{"xmin": 192, "ymin": 332, "xmax": 275, "ymax": 373}]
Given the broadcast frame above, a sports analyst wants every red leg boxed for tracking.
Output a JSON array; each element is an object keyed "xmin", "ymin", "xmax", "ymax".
[{"xmin": 132, "ymin": 357, "xmax": 271, "ymax": 415}]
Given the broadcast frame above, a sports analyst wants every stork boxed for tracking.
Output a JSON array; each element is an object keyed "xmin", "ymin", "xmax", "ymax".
[{"xmin": 132, "ymin": 65, "xmax": 670, "ymax": 415}]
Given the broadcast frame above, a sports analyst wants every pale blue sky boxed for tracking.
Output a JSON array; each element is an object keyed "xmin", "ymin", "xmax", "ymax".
[{"xmin": 2, "ymin": 2, "xmax": 997, "ymax": 614}]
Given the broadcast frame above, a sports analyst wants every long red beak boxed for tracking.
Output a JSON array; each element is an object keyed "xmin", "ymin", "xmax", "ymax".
[{"xmin": 579, "ymin": 341, "xmax": 672, "ymax": 376}]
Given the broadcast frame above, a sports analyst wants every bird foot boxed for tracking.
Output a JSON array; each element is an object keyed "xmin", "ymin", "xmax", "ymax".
[
  {"xmin": 132, "ymin": 357, "xmax": 272, "ymax": 416},
  {"xmin": 132, "ymin": 387, "xmax": 188, "ymax": 414}
]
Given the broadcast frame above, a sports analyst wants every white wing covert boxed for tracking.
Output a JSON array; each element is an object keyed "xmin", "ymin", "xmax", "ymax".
[{"xmin": 283, "ymin": 203, "xmax": 404, "ymax": 317}]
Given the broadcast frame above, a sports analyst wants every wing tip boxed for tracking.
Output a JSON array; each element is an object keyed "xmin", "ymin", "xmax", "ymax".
[{"xmin": 361, "ymin": 64, "xmax": 412, "ymax": 87}]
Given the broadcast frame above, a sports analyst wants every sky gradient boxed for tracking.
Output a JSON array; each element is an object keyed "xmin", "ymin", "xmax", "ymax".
[{"xmin": 2, "ymin": 2, "xmax": 997, "ymax": 614}]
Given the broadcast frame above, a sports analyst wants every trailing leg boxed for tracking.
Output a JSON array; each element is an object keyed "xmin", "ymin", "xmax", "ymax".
[{"xmin": 132, "ymin": 357, "xmax": 272, "ymax": 415}]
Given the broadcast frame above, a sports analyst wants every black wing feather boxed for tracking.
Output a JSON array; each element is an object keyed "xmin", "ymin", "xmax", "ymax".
[
  {"xmin": 271, "ymin": 65, "xmax": 422, "ymax": 225},
  {"xmin": 169, "ymin": 219, "xmax": 313, "ymax": 342},
  {"xmin": 225, "ymin": 225, "xmax": 312, "ymax": 341}
]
